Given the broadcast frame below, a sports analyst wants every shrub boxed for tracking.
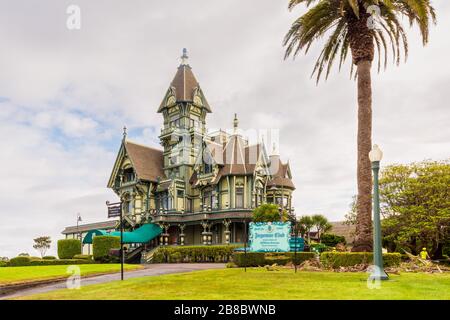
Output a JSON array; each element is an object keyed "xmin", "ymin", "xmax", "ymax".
[
  {"xmin": 18, "ymin": 253, "xmax": 30, "ymax": 257},
  {"xmin": 42, "ymin": 256, "xmax": 57, "ymax": 260},
  {"xmin": 320, "ymin": 252, "xmax": 401, "ymax": 268},
  {"xmin": 29, "ymin": 259, "xmax": 94, "ymax": 266},
  {"xmin": 289, "ymin": 252, "xmax": 316, "ymax": 264},
  {"xmin": 321, "ymin": 234, "xmax": 346, "ymax": 247},
  {"xmin": 169, "ymin": 252, "xmax": 183, "ymax": 263},
  {"xmin": 232, "ymin": 252, "xmax": 316, "ymax": 267},
  {"xmin": 93, "ymin": 236, "xmax": 121, "ymax": 263},
  {"xmin": 8, "ymin": 256, "xmax": 31, "ymax": 266},
  {"xmin": 0, "ymin": 261, "xmax": 7, "ymax": 267},
  {"xmin": 310, "ymin": 243, "xmax": 329, "ymax": 253},
  {"xmin": 30, "ymin": 256, "xmax": 43, "ymax": 261},
  {"xmin": 151, "ymin": 245, "xmax": 241, "ymax": 263},
  {"xmin": 232, "ymin": 252, "xmax": 266, "ymax": 267},
  {"xmin": 73, "ymin": 254, "xmax": 93, "ymax": 260},
  {"xmin": 58, "ymin": 239, "xmax": 82, "ymax": 259}
]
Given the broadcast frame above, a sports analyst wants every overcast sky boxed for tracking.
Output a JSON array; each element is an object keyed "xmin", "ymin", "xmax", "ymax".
[{"xmin": 0, "ymin": 1, "xmax": 449, "ymax": 258}]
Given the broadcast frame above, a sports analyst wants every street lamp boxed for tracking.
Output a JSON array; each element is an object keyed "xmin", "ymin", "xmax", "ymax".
[
  {"xmin": 76, "ymin": 213, "xmax": 83, "ymax": 252},
  {"xmin": 368, "ymin": 144, "xmax": 389, "ymax": 281}
]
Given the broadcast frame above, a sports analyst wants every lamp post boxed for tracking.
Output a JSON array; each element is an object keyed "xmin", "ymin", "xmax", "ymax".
[
  {"xmin": 76, "ymin": 213, "xmax": 82, "ymax": 252},
  {"xmin": 368, "ymin": 144, "xmax": 389, "ymax": 281}
]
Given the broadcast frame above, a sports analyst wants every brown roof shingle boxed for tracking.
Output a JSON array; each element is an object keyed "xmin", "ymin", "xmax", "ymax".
[
  {"xmin": 125, "ymin": 141, "xmax": 165, "ymax": 182},
  {"xmin": 158, "ymin": 65, "xmax": 211, "ymax": 112},
  {"xmin": 267, "ymin": 159, "xmax": 295, "ymax": 190}
]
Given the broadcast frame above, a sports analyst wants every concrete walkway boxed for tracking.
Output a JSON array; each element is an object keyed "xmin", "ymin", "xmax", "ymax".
[{"xmin": 1, "ymin": 263, "xmax": 226, "ymax": 300}]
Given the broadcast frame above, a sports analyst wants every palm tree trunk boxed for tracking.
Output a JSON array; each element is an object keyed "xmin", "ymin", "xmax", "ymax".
[
  {"xmin": 347, "ymin": 6, "xmax": 375, "ymax": 252},
  {"xmin": 352, "ymin": 59, "xmax": 373, "ymax": 252}
]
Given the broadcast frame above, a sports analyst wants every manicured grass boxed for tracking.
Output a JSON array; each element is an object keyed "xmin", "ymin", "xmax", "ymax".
[
  {"xmin": 17, "ymin": 268, "xmax": 450, "ymax": 300},
  {"xmin": 0, "ymin": 264, "xmax": 142, "ymax": 286}
]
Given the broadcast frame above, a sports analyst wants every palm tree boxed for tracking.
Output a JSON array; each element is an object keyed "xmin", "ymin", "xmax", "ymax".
[
  {"xmin": 311, "ymin": 214, "xmax": 332, "ymax": 242},
  {"xmin": 284, "ymin": 0, "xmax": 435, "ymax": 251},
  {"xmin": 298, "ymin": 215, "xmax": 314, "ymax": 243}
]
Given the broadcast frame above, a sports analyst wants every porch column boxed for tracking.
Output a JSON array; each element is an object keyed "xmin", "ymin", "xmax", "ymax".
[
  {"xmin": 179, "ymin": 224, "xmax": 186, "ymax": 246},
  {"xmin": 161, "ymin": 223, "xmax": 169, "ymax": 246},
  {"xmin": 201, "ymin": 221, "xmax": 212, "ymax": 245},
  {"xmin": 223, "ymin": 219, "xmax": 231, "ymax": 245}
]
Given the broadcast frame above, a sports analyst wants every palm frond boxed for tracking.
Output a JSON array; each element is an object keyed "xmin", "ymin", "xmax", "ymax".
[
  {"xmin": 311, "ymin": 19, "xmax": 348, "ymax": 82},
  {"xmin": 346, "ymin": 0, "xmax": 360, "ymax": 17},
  {"xmin": 284, "ymin": 0, "xmax": 342, "ymax": 59},
  {"xmin": 288, "ymin": 0, "xmax": 321, "ymax": 10},
  {"xmin": 284, "ymin": 0, "xmax": 436, "ymax": 83},
  {"xmin": 394, "ymin": 0, "xmax": 436, "ymax": 45}
]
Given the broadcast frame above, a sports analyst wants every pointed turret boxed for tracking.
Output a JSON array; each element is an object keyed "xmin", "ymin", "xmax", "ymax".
[{"xmin": 158, "ymin": 49, "xmax": 211, "ymax": 112}]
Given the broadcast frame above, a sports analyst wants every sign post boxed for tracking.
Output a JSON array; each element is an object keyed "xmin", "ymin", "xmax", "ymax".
[
  {"xmin": 244, "ymin": 218, "xmax": 247, "ymax": 273},
  {"xmin": 293, "ymin": 216, "xmax": 298, "ymax": 273},
  {"xmin": 106, "ymin": 201, "xmax": 123, "ymax": 281}
]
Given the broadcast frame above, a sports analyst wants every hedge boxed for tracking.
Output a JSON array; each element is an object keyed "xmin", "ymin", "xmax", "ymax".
[
  {"xmin": 93, "ymin": 236, "xmax": 121, "ymax": 262},
  {"xmin": 232, "ymin": 252, "xmax": 316, "ymax": 267},
  {"xmin": 28, "ymin": 259, "xmax": 94, "ymax": 266},
  {"xmin": 42, "ymin": 256, "xmax": 57, "ymax": 260},
  {"xmin": 8, "ymin": 256, "xmax": 31, "ymax": 266},
  {"xmin": 73, "ymin": 254, "xmax": 93, "ymax": 260},
  {"xmin": 152, "ymin": 245, "xmax": 241, "ymax": 263},
  {"xmin": 0, "ymin": 261, "xmax": 7, "ymax": 267},
  {"xmin": 57, "ymin": 239, "xmax": 82, "ymax": 259},
  {"xmin": 320, "ymin": 252, "xmax": 401, "ymax": 268}
]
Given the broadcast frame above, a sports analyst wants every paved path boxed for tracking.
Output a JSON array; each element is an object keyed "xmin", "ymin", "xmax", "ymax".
[{"xmin": 1, "ymin": 263, "xmax": 225, "ymax": 299}]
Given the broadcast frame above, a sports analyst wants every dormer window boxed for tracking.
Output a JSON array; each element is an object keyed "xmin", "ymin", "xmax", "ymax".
[
  {"xmin": 204, "ymin": 163, "xmax": 213, "ymax": 174},
  {"xmin": 122, "ymin": 168, "xmax": 135, "ymax": 183}
]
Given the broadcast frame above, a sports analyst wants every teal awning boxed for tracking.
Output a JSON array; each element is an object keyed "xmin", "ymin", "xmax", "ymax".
[
  {"xmin": 82, "ymin": 229, "xmax": 108, "ymax": 244},
  {"xmin": 82, "ymin": 223, "xmax": 162, "ymax": 244}
]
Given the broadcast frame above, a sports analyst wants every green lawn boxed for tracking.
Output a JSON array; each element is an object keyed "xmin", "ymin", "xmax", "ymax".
[
  {"xmin": 0, "ymin": 264, "xmax": 142, "ymax": 286},
  {"xmin": 16, "ymin": 268, "xmax": 450, "ymax": 300}
]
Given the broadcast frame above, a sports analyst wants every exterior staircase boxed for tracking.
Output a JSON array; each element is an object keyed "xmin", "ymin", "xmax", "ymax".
[
  {"xmin": 140, "ymin": 246, "xmax": 160, "ymax": 264},
  {"xmin": 125, "ymin": 245, "xmax": 145, "ymax": 263}
]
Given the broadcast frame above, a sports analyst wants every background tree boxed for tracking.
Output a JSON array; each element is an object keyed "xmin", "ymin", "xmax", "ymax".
[
  {"xmin": 380, "ymin": 160, "xmax": 450, "ymax": 258},
  {"xmin": 33, "ymin": 236, "xmax": 52, "ymax": 258},
  {"xmin": 312, "ymin": 214, "xmax": 332, "ymax": 242},
  {"xmin": 252, "ymin": 203, "xmax": 289, "ymax": 222},
  {"xmin": 284, "ymin": 0, "xmax": 436, "ymax": 252},
  {"xmin": 298, "ymin": 215, "xmax": 314, "ymax": 243},
  {"xmin": 321, "ymin": 233, "xmax": 347, "ymax": 247}
]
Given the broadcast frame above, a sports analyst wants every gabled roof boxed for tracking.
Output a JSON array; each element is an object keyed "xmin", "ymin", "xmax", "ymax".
[
  {"xmin": 221, "ymin": 134, "xmax": 249, "ymax": 175},
  {"xmin": 108, "ymin": 140, "xmax": 166, "ymax": 188},
  {"xmin": 158, "ymin": 64, "xmax": 211, "ymax": 112},
  {"xmin": 124, "ymin": 141, "xmax": 165, "ymax": 183},
  {"xmin": 190, "ymin": 134, "xmax": 269, "ymax": 186}
]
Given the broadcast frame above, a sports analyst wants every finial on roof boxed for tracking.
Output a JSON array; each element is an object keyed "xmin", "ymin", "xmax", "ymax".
[
  {"xmin": 181, "ymin": 48, "xmax": 189, "ymax": 65},
  {"xmin": 233, "ymin": 113, "xmax": 239, "ymax": 134},
  {"xmin": 123, "ymin": 125, "xmax": 127, "ymax": 140},
  {"xmin": 272, "ymin": 142, "xmax": 279, "ymax": 155}
]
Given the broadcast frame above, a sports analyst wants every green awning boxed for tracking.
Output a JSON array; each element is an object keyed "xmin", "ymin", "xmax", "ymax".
[
  {"xmin": 83, "ymin": 223, "xmax": 162, "ymax": 244},
  {"xmin": 82, "ymin": 229, "xmax": 108, "ymax": 244}
]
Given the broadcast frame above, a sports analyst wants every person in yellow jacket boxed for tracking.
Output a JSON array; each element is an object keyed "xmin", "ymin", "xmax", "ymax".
[{"xmin": 419, "ymin": 247, "xmax": 430, "ymax": 260}]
